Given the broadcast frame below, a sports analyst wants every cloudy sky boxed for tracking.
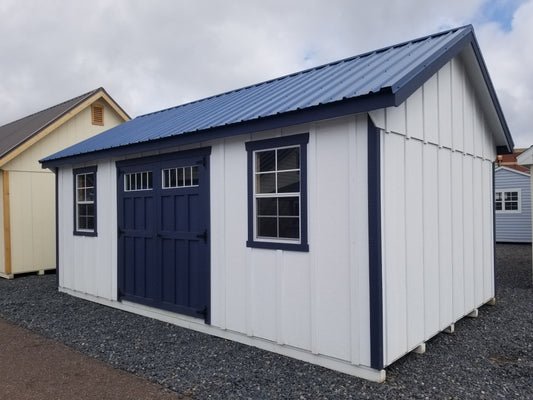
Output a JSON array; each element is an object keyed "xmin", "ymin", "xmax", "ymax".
[{"xmin": 0, "ymin": 0, "xmax": 531, "ymax": 148}]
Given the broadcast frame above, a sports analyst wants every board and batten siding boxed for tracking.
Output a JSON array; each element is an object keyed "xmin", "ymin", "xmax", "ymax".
[
  {"xmin": 494, "ymin": 167, "xmax": 532, "ymax": 243},
  {"xmin": 56, "ymin": 114, "xmax": 379, "ymax": 379},
  {"xmin": 369, "ymin": 56, "xmax": 497, "ymax": 366}
]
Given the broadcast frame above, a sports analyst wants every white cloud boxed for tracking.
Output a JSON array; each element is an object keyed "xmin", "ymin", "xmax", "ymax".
[{"xmin": 0, "ymin": 0, "xmax": 530, "ymax": 147}]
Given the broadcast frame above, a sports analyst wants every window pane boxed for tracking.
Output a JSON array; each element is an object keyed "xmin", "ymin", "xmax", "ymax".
[
  {"xmin": 257, "ymin": 217, "xmax": 277, "ymax": 237},
  {"xmin": 185, "ymin": 167, "xmax": 191, "ymax": 186},
  {"xmin": 277, "ymin": 171, "xmax": 299, "ymax": 193},
  {"xmin": 257, "ymin": 173, "xmax": 276, "ymax": 193},
  {"xmin": 86, "ymin": 217, "xmax": 94, "ymax": 230},
  {"xmin": 505, "ymin": 202, "xmax": 518, "ymax": 210},
  {"xmin": 257, "ymin": 150, "xmax": 275, "ymax": 172},
  {"xmin": 279, "ymin": 217, "xmax": 299, "ymax": 239},
  {"xmin": 495, "ymin": 192, "xmax": 501, "ymax": 201},
  {"xmin": 86, "ymin": 187, "xmax": 95, "ymax": 202},
  {"xmin": 278, "ymin": 197, "xmax": 299, "ymax": 216},
  {"xmin": 85, "ymin": 173, "xmax": 94, "ymax": 187},
  {"xmin": 277, "ymin": 147, "xmax": 299, "ymax": 170},
  {"xmin": 192, "ymin": 166, "xmax": 199, "ymax": 185},
  {"xmin": 495, "ymin": 202, "xmax": 502, "ymax": 210},
  {"xmin": 77, "ymin": 188, "xmax": 85, "ymax": 201},
  {"xmin": 77, "ymin": 174, "xmax": 86, "ymax": 188},
  {"xmin": 257, "ymin": 198, "xmax": 277, "ymax": 216}
]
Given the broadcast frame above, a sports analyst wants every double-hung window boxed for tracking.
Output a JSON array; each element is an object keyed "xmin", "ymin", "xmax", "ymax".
[
  {"xmin": 495, "ymin": 189, "xmax": 521, "ymax": 213},
  {"xmin": 246, "ymin": 133, "xmax": 309, "ymax": 251},
  {"xmin": 74, "ymin": 166, "xmax": 97, "ymax": 236}
]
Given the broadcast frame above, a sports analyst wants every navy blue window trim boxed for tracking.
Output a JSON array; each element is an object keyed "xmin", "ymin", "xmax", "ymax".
[
  {"xmin": 245, "ymin": 133, "xmax": 309, "ymax": 252},
  {"xmin": 367, "ymin": 116, "xmax": 384, "ymax": 370},
  {"xmin": 73, "ymin": 166, "xmax": 98, "ymax": 237}
]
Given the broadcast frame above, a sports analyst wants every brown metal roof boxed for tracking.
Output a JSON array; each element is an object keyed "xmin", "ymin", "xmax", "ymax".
[{"xmin": 0, "ymin": 88, "xmax": 105, "ymax": 159}]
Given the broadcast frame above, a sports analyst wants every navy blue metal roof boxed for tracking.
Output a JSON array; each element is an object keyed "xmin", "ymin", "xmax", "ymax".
[{"xmin": 41, "ymin": 25, "xmax": 513, "ymax": 167}]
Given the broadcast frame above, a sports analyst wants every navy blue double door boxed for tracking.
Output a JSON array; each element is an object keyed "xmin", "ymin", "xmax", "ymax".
[{"xmin": 117, "ymin": 148, "xmax": 211, "ymax": 323}]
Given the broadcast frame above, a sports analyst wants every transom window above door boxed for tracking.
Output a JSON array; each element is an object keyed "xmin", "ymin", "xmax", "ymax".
[
  {"xmin": 162, "ymin": 166, "xmax": 199, "ymax": 189},
  {"xmin": 124, "ymin": 171, "xmax": 153, "ymax": 191}
]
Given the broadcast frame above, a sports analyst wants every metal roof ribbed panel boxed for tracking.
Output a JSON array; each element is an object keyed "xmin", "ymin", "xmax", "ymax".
[{"xmin": 42, "ymin": 25, "xmax": 512, "ymax": 164}]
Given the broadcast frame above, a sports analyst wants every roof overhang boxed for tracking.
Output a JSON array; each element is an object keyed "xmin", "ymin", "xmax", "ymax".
[{"xmin": 1, "ymin": 88, "xmax": 130, "ymax": 168}]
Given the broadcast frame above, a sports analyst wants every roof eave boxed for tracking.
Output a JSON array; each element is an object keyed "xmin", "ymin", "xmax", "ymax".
[{"xmin": 41, "ymin": 90, "xmax": 397, "ymax": 169}]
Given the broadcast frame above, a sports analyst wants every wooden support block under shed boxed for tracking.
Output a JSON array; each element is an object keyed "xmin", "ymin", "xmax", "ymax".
[
  {"xmin": 487, "ymin": 297, "xmax": 496, "ymax": 306},
  {"xmin": 467, "ymin": 309, "xmax": 479, "ymax": 318},
  {"xmin": 412, "ymin": 343, "xmax": 426, "ymax": 354},
  {"xmin": 444, "ymin": 323, "xmax": 455, "ymax": 334}
]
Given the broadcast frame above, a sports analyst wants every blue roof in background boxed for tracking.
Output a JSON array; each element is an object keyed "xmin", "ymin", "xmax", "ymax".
[{"xmin": 41, "ymin": 25, "xmax": 512, "ymax": 166}]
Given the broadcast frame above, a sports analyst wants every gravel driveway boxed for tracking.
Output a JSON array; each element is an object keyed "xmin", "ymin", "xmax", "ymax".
[{"xmin": 0, "ymin": 243, "xmax": 531, "ymax": 399}]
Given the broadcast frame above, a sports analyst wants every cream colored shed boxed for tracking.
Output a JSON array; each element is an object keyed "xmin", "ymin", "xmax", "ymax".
[{"xmin": 0, "ymin": 88, "xmax": 129, "ymax": 278}]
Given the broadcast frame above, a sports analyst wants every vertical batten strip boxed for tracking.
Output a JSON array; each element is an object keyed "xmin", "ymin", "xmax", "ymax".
[{"xmin": 2, "ymin": 170, "xmax": 11, "ymax": 276}]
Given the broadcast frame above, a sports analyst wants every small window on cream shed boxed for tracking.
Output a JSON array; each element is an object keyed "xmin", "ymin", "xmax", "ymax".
[{"xmin": 91, "ymin": 104, "xmax": 104, "ymax": 126}]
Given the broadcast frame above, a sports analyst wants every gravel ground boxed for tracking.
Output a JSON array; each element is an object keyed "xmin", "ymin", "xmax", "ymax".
[{"xmin": 0, "ymin": 243, "xmax": 531, "ymax": 400}]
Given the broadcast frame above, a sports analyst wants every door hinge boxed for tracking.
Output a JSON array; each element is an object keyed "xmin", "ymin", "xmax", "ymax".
[
  {"xmin": 196, "ymin": 229, "xmax": 208, "ymax": 243},
  {"xmin": 196, "ymin": 305, "xmax": 208, "ymax": 318}
]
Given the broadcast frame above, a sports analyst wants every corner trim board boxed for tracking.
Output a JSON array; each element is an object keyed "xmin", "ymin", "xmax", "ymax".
[
  {"xmin": 367, "ymin": 116, "xmax": 384, "ymax": 370},
  {"xmin": 2, "ymin": 170, "xmax": 11, "ymax": 276}
]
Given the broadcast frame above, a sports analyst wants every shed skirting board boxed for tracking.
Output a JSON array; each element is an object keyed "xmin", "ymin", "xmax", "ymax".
[{"xmin": 58, "ymin": 286, "xmax": 386, "ymax": 383}]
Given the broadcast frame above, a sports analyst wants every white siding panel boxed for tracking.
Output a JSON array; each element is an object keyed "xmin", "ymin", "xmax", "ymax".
[
  {"xmin": 451, "ymin": 58, "xmax": 464, "ymax": 151},
  {"xmin": 462, "ymin": 156, "xmax": 475, "ymax": 312},
  {"xmin": 219, "ymin": 137, "xmax": 248, "ymax": 333},
  {"xmin": 423, "ymin": 145, "xmax": 440, "ymax": 338},
  {"xmin": 463, "ymin": 81, "xmax": 475, "ymax": 155},
  {"xmin": 482, "ymin": 163, "xmax": 495, "ymax": 300},
  {"xmin": 385, "ymin": 103, "xmax": 406, "ymax": 135},
  {"xmin": 353, "ymin": 115, "xmax": 371, "ymax": 366},
  {"xmin": 438, "ymin": 63, "xmax": 453, "ymax": 149},
  {"xmin": 451, "ymin": 151, "xmax": 465, "ymax": 320},
  {"xmin": 438, "ymin": 151, "xmax": 453, "ymax": 329},
  {"xmin": 472, "ymin": 158, "xmax": 484, "ymax": 306},
  {"xmin": 281, "ymin": 251, "xmax": 312, "ymax": 350},
  {"xmin": 404, "ymin": 138, "xmax": 425, "ymax": 349},
  {"xmin": 406, "ymin": 88, "xmax": 424, "ymax": 141},
  {"xmin": 250, "ymin": 249, "xmax": 278, "ymax": 341},
  {"xmin": 382, "ymin": 132, "xmax": 407, "ymax": 362},
  {"xmin": 423, "ymin": 75, "xmax": 439, "ymax": 145},
  {"xmin": 313, "ymin": 119, "xmax": 352, "ymax": 360}
]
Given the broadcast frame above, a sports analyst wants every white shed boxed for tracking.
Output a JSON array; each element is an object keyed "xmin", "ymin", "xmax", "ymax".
[{"xmin": 41, "ymin": 26, "xmax": 513, "ymax": 382}]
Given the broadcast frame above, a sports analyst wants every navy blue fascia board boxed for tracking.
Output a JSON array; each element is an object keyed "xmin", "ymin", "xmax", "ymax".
[
  {"xmin": 245, "ymin": 132, "xmax": 309, "ymax": 252},
  {"xmin": 40, "ymin": 91, "xmax": 396, "ymax": 169},
  {"xmin": 367, "ymin": 115, "xmax": 384, "ymax": 370},
  {"xmin": 468, "ymin": 34, "xmax": 514, "ymax": 152},
  {"xmin": 393, "ymin": 28, "xmax": 474, "ymax": 106}
]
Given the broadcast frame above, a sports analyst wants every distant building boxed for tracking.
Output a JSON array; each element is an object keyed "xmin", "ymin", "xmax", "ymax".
[{"xmin": 0, "ymin": 88, "xmax": 129, "ymax": 278}]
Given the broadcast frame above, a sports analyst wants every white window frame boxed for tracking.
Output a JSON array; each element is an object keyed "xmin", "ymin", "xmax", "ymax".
[
  {"xmin": 252, "ymin": 145, "xmax": 301, "ymax": 244},
  {"xmin": 495, "ymin": 188, "xmax": 522, "ymax": 214}
]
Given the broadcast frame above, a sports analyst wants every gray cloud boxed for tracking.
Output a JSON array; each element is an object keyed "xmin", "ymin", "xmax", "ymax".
[{"xmin": 0, "ymin": 0, "xmax": 530, "ymax": 147}]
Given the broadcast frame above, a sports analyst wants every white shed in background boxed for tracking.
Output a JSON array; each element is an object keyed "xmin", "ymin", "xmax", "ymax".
[{"xmin": 40, "ymin": 26, "xmax": 513, "ymax": 382}]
